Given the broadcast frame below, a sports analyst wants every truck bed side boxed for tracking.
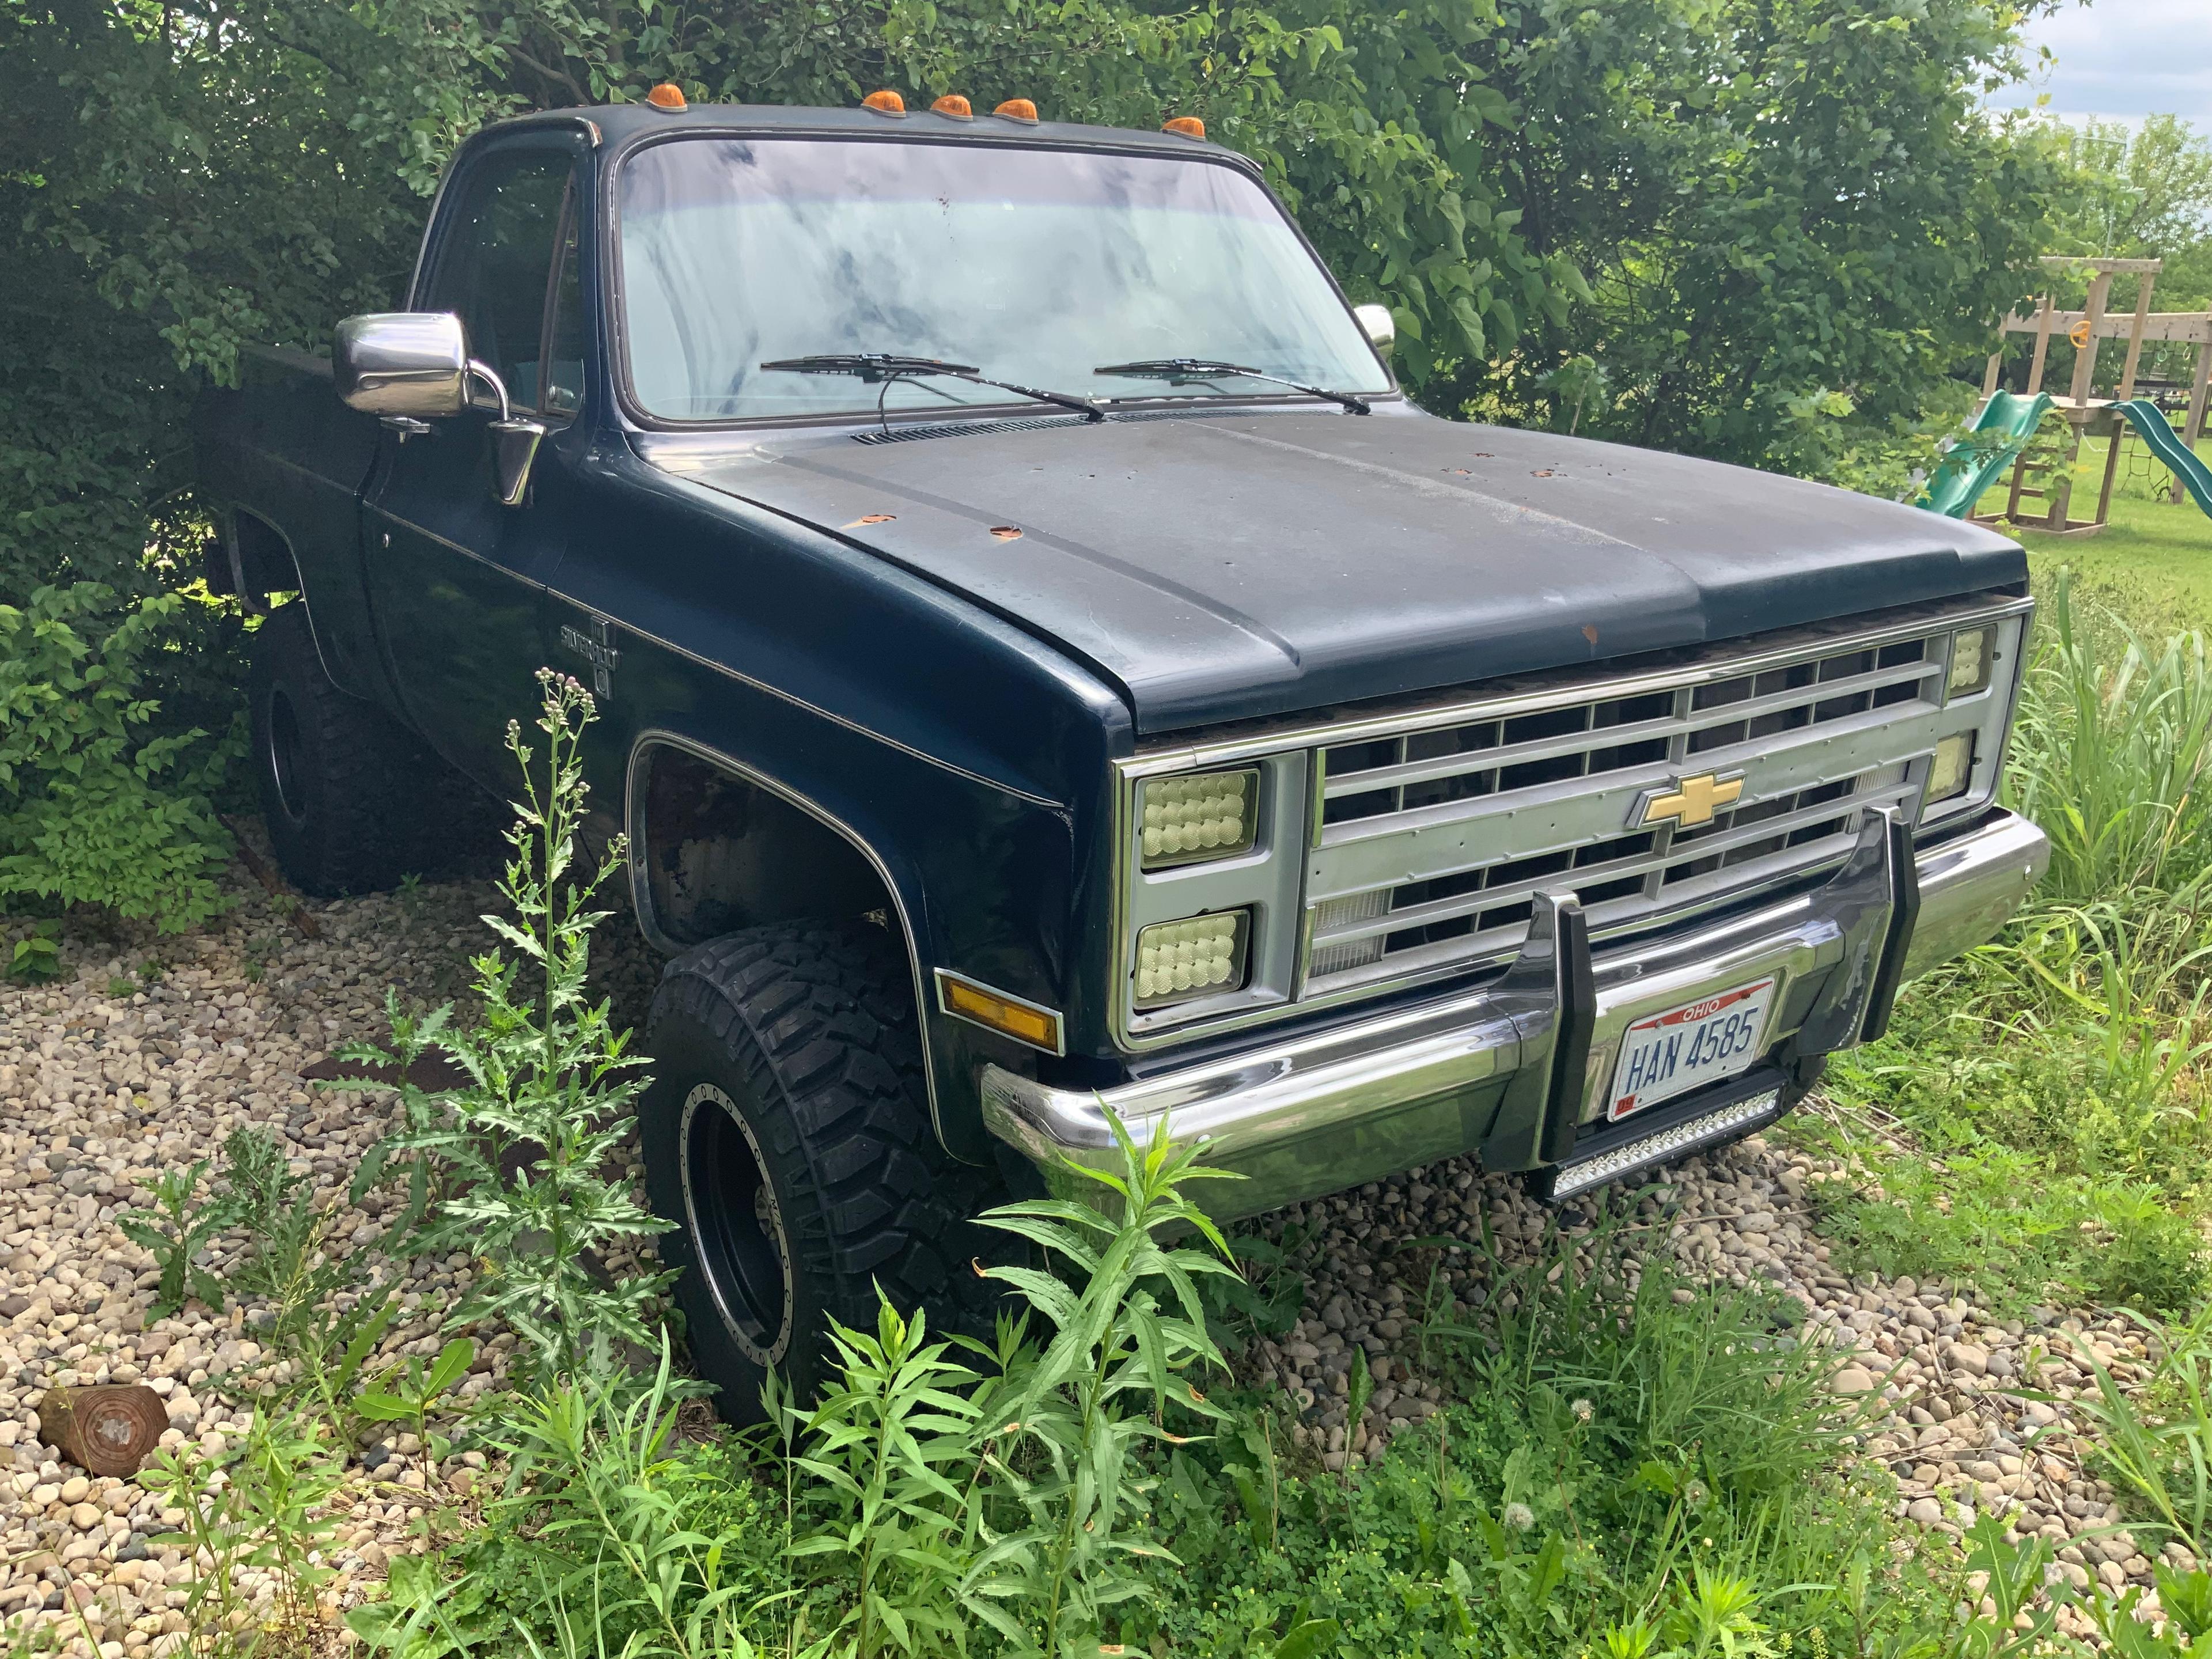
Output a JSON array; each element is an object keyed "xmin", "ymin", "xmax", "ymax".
[{"xmin": 194, "ymin": 346, "xmax": 399, "ymax": 709}]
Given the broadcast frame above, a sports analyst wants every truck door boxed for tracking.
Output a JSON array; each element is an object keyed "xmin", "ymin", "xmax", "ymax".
[{"xmin": 363, "ymin": 135, "xmax": 589, "ymax": 789}]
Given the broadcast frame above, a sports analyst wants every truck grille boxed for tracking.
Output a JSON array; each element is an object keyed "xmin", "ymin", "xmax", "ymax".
[{"xmin": 1302, "ymin": 630, "xmax": 1945, "ymax": 996}]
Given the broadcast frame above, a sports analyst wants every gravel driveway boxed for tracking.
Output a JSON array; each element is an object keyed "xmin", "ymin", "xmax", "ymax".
[{"xmin": 0, "ymin": 868, "xmax": 2179, "ymax": 1649}]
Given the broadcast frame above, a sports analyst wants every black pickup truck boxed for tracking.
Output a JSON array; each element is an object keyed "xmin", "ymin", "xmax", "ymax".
[{"xmin": 196, "ymin": 90, "xmax": 2048, "ymax": 1409}]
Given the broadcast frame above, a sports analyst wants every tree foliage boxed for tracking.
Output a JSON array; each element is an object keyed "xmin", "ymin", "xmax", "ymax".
[
  {"xmin": 2, "ymin": 0, "xmax": 2064, "ymax": 607},
  {"xmin": 2039, "ymin": 113, "xmax": 2212, "ymax": 274},
  {"xmin": 2017, "ymin": 114, "xmax": 2212, "ymax": 397},
  {"xmin": 1435, "ymin": 0, "xmax": 2065, "ymax": 495}
]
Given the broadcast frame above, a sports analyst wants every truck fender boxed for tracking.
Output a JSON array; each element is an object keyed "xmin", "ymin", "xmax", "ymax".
[{"xmin": 624, "ymin": 733, "xmax": 947, "ymax": 1144}]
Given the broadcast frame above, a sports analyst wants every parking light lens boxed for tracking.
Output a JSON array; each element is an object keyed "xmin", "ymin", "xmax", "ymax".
[
  {"xmin": 1139, "ymin": 768, "xmax": 1257, "ymax": 869},
  {"xmin": 1926, "ymin": 732, "xmax": 1976, "ymax": 805},
  {"xmin": 1134, "ymin": 911, "xmax": 1250, "ymax": 1007},
  {"xmin": 1947, "ymin": 626, "xmax": 1996, "ymax": 697}
]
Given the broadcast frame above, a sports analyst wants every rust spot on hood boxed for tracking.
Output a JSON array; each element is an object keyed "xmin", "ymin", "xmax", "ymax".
[
  {"xmin": 843, "ymin": 513, "xmax": 897, "ymax": 527},
  {"xmin": 988, "ymin": 525, "xmax": 1024, "ymax": 540}
]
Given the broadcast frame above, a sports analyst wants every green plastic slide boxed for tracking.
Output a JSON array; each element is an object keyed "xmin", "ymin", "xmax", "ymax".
[
  {"xmin": 1917, "ymin": 391, "xmax": 2052, "ymax": 518},
  {"xmin": 2115, "ymin": 399, "xmax": 2212, "ymax": 519}
]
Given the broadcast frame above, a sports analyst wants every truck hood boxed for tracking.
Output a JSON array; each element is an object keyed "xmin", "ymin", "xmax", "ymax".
[{"xmin": 652, "ymin": 407, "xmax": 2025, "ymax": 734}]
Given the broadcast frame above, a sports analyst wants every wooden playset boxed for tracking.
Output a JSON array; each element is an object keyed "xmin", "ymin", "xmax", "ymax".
[{"xmin": 1975, "ymin": 255, "xmax": 2212, "ymax": 533}]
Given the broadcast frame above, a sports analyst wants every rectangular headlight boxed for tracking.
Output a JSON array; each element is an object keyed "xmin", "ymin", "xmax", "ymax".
[
  {"xmin": 1947, "ymin": 626, "xmax": 1997, "ymax": 698},
  {"xmin": 1140, "ymin": 769, "xmax": 1258, "ymax": 869},
  {"xmin": 1926, "ymin": 732, "xmax": 1975, "ymax": 804},
  {"xmin": 1134, "ymin": 910, "xmax": 1251, "ymax": 1008}
]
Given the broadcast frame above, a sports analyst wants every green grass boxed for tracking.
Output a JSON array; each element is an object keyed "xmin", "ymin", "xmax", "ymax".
[
  {"xmin": 1976, "ymin": 426, "xmax": 2212, "ymax": 624},
  {"xmin": 1806, "ymin": 452, "xmax": 2212, "ymax": 1316}
]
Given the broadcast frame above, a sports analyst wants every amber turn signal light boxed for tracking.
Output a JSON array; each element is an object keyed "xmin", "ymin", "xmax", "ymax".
[
  {"xmin": 861, "ymin": 89, "xmax": 906, "ymax": 114},
  {"xmin": 1162, "ymin": 115, "xmax": 1206, "ymax": 139},
  {"xmin": 993, "ymin": 98, "xmax": 1039, "ymax": 122},
  {"xmin": 937, "ymin": 972, "xmax": 1062, "ymax": 1054},
  {"xmin": 930, "ymin": 94, "xmax": 972, "ymax": 117},
  {"xmin": 644, "ymin": 82, "xmax": 687, "ymax": 111}
]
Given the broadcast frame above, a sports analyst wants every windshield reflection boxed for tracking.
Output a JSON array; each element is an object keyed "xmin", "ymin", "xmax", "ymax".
[{"xmin": 618, "ymin": 137, "xmax": 1389, "ymax": 423}]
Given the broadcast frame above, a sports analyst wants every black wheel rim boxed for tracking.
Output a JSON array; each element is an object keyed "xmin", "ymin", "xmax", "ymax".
[
  {"xmin": 680, "ymin": 1082, "xmax": 793, "ymax": 1367},
  {"xmin": 266, "ymin": 685, "xmax": 308, "ymax": 823}
]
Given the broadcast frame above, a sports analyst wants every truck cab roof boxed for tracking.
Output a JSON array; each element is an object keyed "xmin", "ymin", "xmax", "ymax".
[{"xmin": 487, "ymin": 98, "xmax": 1246, "ymax": 165}]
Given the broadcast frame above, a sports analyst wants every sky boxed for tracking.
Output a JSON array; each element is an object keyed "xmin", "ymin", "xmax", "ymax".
[{"xmin": 1997, "ymin": 0, "xmax": 2212, "ymax": 126}]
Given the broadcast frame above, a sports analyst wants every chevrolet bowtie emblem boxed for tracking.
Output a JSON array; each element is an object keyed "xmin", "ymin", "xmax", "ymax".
[{"xmin": 1634, "ymin": 771, "xmax": 1745, "ymax": 830}]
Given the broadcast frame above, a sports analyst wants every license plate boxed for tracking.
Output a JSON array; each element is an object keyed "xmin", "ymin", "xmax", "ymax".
[{"xmin": 1607, "ymin": 978, "xmax": 1776, "ymax": 1122}]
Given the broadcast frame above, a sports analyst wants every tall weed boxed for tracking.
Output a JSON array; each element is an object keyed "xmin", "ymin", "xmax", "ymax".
[
  {"xmin": 336, "ymin": 671, "xmax": 673, "ymax": 1384},
  {"xmin": 2008, "ymin": 571, "xmax": 2212, "ymax": 902},
  {"xmin": 959, "ymin": 1113, "xmax": 1241, "ymax": 1652}
]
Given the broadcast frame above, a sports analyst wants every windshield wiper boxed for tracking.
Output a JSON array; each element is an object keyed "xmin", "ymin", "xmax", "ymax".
[
  {"xmin": 1093, "ymin": 357, "xmax": 1372, "ymax": 415},
  {"xmin": 759, "ymin": 353, "xmax": 1104, "ymax": 423}
]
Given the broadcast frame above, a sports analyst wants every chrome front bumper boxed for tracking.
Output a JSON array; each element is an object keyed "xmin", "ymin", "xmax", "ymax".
[{"xmin": 983, "ymin": 808, "xmax": 2047, "ymax": 1216}]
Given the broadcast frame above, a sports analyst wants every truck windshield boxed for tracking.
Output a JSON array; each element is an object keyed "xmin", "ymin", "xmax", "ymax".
[{"xmin": 618, "ymin": 136, "xmax": 1389, "ymax": 423}]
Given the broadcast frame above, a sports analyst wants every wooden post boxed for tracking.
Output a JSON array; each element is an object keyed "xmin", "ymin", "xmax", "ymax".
[
  {"xmin": 2179, "ymin": 310, "xmax": 2212, "ymax": 506},
  {"xmin": 2095, "ymin": 270, "xmax": 2158, "ymax": 526},
  {"xmin": 2006, "ymin": 293, "xmax": 2058, "ymax": 522},
  {"xmin": 2118, "ymin": 269, "xmax": 2158, "ymax": 399},
  {"xmin": 2051, "ymin": 270, "xmax": 2112, "ymax": 529},
  {"xmin": 2067, "ymin": 268, "xmax": 2113, "ymax": 404},
  {"xmin": 2025, "ymin": 292, "xmax": 2056, "ymax": 396}
]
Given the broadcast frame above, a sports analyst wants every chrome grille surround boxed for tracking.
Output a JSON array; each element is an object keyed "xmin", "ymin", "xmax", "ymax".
[{"xmin": 1111, "ymin": 592, "xmax": 2032, "ymax": 1050}]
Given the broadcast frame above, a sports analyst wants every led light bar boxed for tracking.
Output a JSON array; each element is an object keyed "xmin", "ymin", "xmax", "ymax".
[
  {"xmin": 1547, "ymin": 1088, "xmax": 1782, "ymax": 1201},
  {"xmin": 1140, "ymin": 770, "xmax": 1258, "ymax": 869}
]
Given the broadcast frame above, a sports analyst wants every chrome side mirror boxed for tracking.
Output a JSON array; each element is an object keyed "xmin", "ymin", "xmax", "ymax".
[
  {"xmin": 335, "ymin": 312, "xmax": 546, "ymax": 506},
  {"xmin": 1354, "ymin": 303, "xmax": 1396, "ymax": 354},
  {"xmin": 334, "ymin": 313, "xmax": 470, "ymax": 417}
]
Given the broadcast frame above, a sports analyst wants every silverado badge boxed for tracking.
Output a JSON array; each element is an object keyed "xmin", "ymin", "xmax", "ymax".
[
  {"xmin": 559, "ymin": 617, "xmax": 622, "ymax": 699},
  {"xmin": 1632, "ymin": 770, "xmax": 1745, "ymax": 831}
]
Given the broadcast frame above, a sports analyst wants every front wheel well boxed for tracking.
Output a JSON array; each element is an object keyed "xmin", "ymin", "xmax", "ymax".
[{"xmin": 630, "ymin": 742, "xmax": 896, "ymax": 950}]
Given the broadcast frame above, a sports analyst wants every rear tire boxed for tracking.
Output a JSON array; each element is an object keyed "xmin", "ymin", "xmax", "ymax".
[
  {"xmin": 641, "ymin": 921, "xmax": 1006, "ymax": 1420},
  {"xmin": 247, "ymin": 604, "xmax": 460, "ymax": 897}
]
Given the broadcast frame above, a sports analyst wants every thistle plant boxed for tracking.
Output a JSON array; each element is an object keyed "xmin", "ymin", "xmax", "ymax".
[{"xmin": 337, "ymin": 670, "xmax": 672, "ymax": 1383}]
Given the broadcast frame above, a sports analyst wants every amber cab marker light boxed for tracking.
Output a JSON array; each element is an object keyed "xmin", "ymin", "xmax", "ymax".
[
  {"xmin": 1162, "ymin": 115, "xmax": 1206, "ymax": 139},
  {"xmin": 861, "ymin": 89, "xmax": 906, "ymax": 114},
  {"xmin": 931, "ymin": 94, "xmax": 972, "ymax": 118},
  {"xmin": 940, "ymin": 975, "xmax": 1060, "ymax": 1053},
  {"xmin": 644, "ymin": 82, "xmax": 687, "ymax": 111},
  {"xmin": 993, "ymin": 97, "xmax": 1039, "ymax": 123}
]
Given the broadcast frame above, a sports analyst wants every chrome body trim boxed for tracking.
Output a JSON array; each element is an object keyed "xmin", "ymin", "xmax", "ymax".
[
  {"xmin": 989, "ymin": 808, "xmax": 2047, "ymax": 1218},
  {"xmin": 624, "ymin": 729, "xmax": 948, "ymax": 1147},
  {"xmin": 1106, "ymin": 593, "xmax": 2032, "ymax": 1051}
]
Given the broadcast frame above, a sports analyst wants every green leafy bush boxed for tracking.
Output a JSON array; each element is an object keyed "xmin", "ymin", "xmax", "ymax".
[{"xmin": 0, "ymin": 582, "xmax": 233, "ymax": 932}]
